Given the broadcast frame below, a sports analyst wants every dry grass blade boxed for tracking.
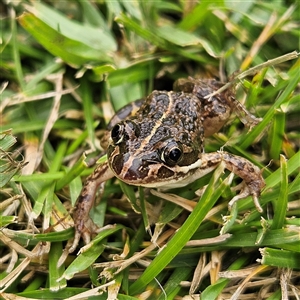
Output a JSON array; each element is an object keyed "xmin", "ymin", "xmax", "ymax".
[
  {"xmin": 204, "ymin": 51, "xmax": 299, "ymax": 100},
  {"xmin": 1, "ymin": 1, "xmax": 299, "ymax": 298}
]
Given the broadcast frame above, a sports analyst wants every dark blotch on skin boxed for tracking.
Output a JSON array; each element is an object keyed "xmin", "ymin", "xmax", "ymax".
[
  {"xmin": 110, "ymin": 153, "xmax": 126, "ymax": 175},
  {"xmin": 126, "ymin": 159, "xmax": 150, "ymax": 180},
  {"xmin": 156, "ymin": 166, "xmax": 175, "ymax": 178}
]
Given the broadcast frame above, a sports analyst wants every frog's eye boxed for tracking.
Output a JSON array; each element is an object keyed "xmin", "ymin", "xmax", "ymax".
[
  {"xmin": 111, "ymin": 124, "xmax": 124, "ymax": 144},
  {"xmin": 161, "ymin": 142, "xmax": 183, "ymax": 166}
]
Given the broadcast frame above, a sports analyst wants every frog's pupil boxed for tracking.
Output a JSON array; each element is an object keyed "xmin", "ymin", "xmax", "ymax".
[{"xmin": 169, "ymin": 147, "xmax": 182, "ymax": 162}]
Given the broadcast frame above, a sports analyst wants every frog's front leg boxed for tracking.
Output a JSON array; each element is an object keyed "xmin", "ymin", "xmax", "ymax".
[
  {"xmin": 199, "ymin": 151, "xmax": 265, "ymax": 212},
  {"xmin": 69, "ymin": 162, "xmax": 114, "ymax": 253}
]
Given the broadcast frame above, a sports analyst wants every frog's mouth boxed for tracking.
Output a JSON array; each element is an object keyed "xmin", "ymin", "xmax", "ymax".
[
  {"xmin": 109, "ymin": 151, "xmax": 167, "ymax": 184},
  {"xmin": 109, "ymin": 150, "xmax": 203, "ymax": 188},
  {"xmin": 121, "ymin": 158, "xmax": 176, "ymax": 183}
]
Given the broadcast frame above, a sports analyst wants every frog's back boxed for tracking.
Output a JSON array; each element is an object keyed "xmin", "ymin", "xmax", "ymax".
[{"xmin": 133, "ymin": 90, "xmax": 204, "ymax": 150}]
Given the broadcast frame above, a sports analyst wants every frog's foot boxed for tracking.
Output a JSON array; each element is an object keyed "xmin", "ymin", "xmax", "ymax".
[
  {"xmin": 69, "ymin": 220, "xmax": 116, "ymax": 254},
  {"xmin": 199, "ymin": 151, "xmax": 265, "ymax": 212},
  {"xmin": 221, "ymin": 152, "xmax": 265, "ymax": 212},
  {"xmin": 69, "ymin": 217, "xmax": 99, "ymax": 253},
  {"xmin": 228, "ymin": 182, "xmax": 263, "ymax": 212}
]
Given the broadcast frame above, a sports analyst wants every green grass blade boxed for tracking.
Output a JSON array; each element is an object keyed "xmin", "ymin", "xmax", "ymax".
[
  {"xmin": 18, "ymin": 12, "xmax": 114, "ymax": 66},
  {"xmin": 201, "ymin": 255, "xmax": 250, "ymax": 299},
  {"xmin": 268, "ymin": 111, "xmax": 285, "ymax": 160},
  {"xmin": 49, "ymin": 242, "xmax": 66, "ymax": 290},
  {"xmin": 240, "ymin": 64, "xmax": 300, "ymax": 149},
  {"xmin": 158, "ymin": 267, "xmax": 192, "ymax": 299},
  {"xmin": 271, "ymin": 155, "xmax": 288, "ymax": 230},
  {"xmin": 81, "ymin": 77, "xmax": 96, "ymax": 149},
  {"xmin": 264, "ymin": 151, "xmax": 300, "ymax": 189},
  {"xmin": 25, "ymin": 2, "xmax": 116, "ymax": 53},
  {"xmin": 61, "ymin": 225, "xmax": 123, "ymax": 280},
  {"xmin": 260, "ymin": 247, "xmax": 300, "ymax": 269},
  {"xmin": 129, "ymin": 165, "xmax": 228, "ymax": 295},
  {"xmin": 10, "ymin": 8, "xmax": 25, "ymax": 90}
]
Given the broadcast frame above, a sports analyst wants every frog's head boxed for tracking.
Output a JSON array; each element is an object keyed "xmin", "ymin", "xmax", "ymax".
[{"xmin": 107, "ymin": 113, "xmax": 204, "ymax": 188}]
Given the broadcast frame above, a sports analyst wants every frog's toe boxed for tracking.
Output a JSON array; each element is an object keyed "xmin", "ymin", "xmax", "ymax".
[
  {"xmin": 69, "ymin": 218, "xmax": 99, "ymax": 253},
  {"xmin": 69, "ymin": 230, "xmax": 82, "ymax": 253},
  {"xmin": 228, "ymin": 182, "xmax": 263, "ymax": 213},
  {"xmin": 252, "ymin": 194, "xmax": 263, "ymax": 213}
]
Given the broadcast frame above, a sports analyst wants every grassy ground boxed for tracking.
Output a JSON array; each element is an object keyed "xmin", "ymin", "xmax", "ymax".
[{"xmin": 1, "ymin": 1, "xmax": 300, "ymax": 299}]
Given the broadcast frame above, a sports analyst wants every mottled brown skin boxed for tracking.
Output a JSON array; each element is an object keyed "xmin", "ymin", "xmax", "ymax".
[
  {"xmin": 70, "ymin": 78, "xmax": 265, "ymax": 253},
  {"xmin": 107, "ymin": 91, "xmax": 204, "ymax": 185},
  {"xmin": 174, "ymin": 78, "xmax": 235, "ymax": 136},
  {"xmin": 71, "ymin": 163, "xmax": 114, "ymax": 252}
]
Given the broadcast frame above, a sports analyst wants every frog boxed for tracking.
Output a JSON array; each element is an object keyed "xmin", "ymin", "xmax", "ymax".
[{"xmin": 69, "ymin": 77, "xmax": 265, "ymax": 253}]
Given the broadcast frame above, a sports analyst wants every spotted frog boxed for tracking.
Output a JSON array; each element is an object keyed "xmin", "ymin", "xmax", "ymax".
[{"xmin": 69, "ymin": 77, "xmax": 265, "ymax": 252}]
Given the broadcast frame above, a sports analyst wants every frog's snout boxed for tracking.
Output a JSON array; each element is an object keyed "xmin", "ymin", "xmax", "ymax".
[{"xmin": 122, "ymin": 157, "xmax": 149, "ymax": 182}]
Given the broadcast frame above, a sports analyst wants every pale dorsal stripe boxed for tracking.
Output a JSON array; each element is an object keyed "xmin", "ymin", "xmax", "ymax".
[
  {"xmin": 120, "ymin": 92, "xmax": 174, "ymax": 176},
  {"xmin": 136, "ymin": 91, "xmax": 174, "ymax": 155}
]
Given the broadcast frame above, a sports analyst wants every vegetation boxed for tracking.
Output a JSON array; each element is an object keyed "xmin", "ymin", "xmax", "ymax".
[{"xmin": 1, "ymin": 1, "xmax": 299, "ymax": 299}]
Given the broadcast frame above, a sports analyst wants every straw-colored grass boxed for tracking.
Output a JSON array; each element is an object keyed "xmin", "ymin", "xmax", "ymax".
[{"xmin": 1, "ymin": 1, "xmax": 299, "ymax": 299}]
